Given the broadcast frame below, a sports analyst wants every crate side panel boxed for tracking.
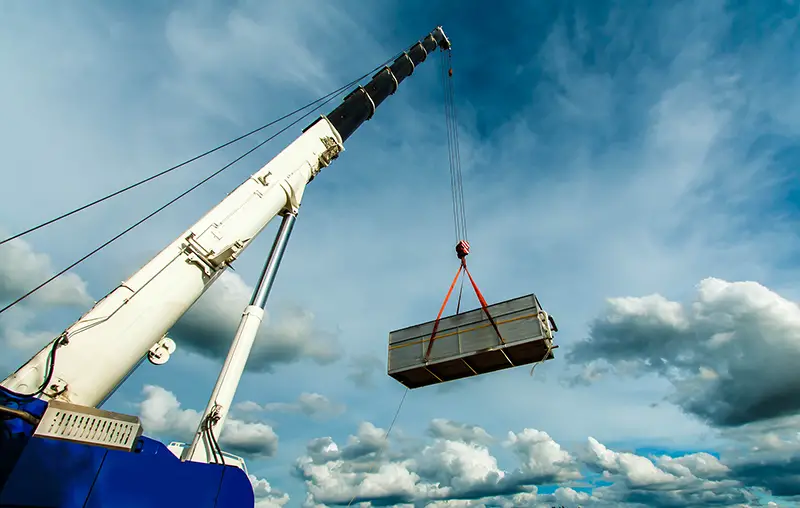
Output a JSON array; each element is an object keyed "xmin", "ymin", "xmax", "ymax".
[
  {"xmin": 500, "ymin": 314, "xmax": 545, "ymax": 345},
  {"xmin": 388, "ymin": 340, "xmax": 423, "ymax": 372},
  {"xmin": 389, "ymin": 309, "xmax": 483, "ymax": 346},
  {"xmin": 425, "ymin": 332, "xmax": 462, "ymax": 363},
  {"xmin": 389, "ymin": 296, "xmax": 546, "ymax": 374},
  {"xmin": 459, "ymin": 311, "xmax": 542, "ymax": 352},
  {"xmin": 388, "ymin": 294, "xmax": 539, "ymax": 346}
]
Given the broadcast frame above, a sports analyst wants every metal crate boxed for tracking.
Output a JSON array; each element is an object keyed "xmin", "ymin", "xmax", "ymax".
[{"xmin": 388, "ymin": 294, "xmax": 555, "ymax": 389}]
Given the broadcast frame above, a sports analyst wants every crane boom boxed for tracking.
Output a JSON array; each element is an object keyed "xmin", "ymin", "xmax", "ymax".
[{"xmin": 1, "ymin": 27, "xmax": 451, "ymax": 409}]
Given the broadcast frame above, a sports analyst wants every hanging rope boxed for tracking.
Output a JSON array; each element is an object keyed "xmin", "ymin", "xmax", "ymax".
[
  {"xmin": 425, "ymin": 52, "xmax": 503, "ymax": 362},
  {"xmin": 346, "ymin": 387, "xmax": 409, "ymax": 507},
  {"xmin": 440, "ymin": 50, "xmax": 468, "ymax": 244}
]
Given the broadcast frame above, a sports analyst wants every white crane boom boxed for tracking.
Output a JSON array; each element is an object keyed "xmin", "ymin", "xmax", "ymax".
[
  {"xmin": 1, "ymin": 27, "xmax": 451, "ymax": 410},
  {"xmin": 1, "ymin": 117, "xmax": 340, "ymax": 407}
]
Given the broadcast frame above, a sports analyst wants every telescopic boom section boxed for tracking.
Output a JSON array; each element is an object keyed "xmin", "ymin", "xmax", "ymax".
[
  {"xmin": 327, "ymin": 27, "xmax": 451, "ymax": 141},
  {"xmin": 0, "ymin": 27, "xmax": 451, "ymax": 409}
]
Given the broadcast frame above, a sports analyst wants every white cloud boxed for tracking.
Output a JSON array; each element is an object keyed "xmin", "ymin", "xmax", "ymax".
[
  {"xmin": 427, "ymin": 419, "xmax": 493, "ymax": 445},
  {"xmin": 0, "ymin": 234, "xmax": 92, "ymax": 309},
  {"xmin": 294, "ymin": 420, "xmax": 586, "ymax": 506},
  {"xmin": 583, "ymin": 438, "xmax": 756, "ymax": 507},
  {"xmin": 505, "ymin": 429, "xmax": 581, "ymax": 483},
  {"xmin": 567, "ymin": 277, "xmax": 800, "ymax": 428},
  {"xmin": 170, "ymin": 271, "xmax": 341, "ymax": 372},
  {"xmin": 236, "ymin": 392, "xmax": 345, "ymax": 421},
  {"xmin": 293, "ymin": 418, "xmax": 788, "ymax": 507},
  {"xmin": 249, "ymin": 474, "xmax": 290, "ymax": 508},
  {"xmin": 137, "ymin": 384, "xmax": 278, "ymax": 459},
  {"xmin": 0, "ymin": 233, "xmax": 93, "ymax": 357}
]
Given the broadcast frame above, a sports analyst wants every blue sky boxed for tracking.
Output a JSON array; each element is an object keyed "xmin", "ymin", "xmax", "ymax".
[{"xmin": 2, "ymin": 0, "xmax": 800, "ymax": 506}]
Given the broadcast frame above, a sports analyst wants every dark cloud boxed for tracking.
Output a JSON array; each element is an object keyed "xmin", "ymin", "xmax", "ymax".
[
  {"xmin": 345, "ymin": 353, "xmax": 384, "ymax": 388},
  {"xmin": 169, "ymin": 272, "xmax": 341, "ymax": 372},
  {"xmin": 567, "ymin": 278, "xmax": 800, "ymax": 427}
]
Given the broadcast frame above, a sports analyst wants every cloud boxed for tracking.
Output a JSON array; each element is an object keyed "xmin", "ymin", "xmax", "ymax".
[
  {"xmin": 427, "ymin": 419, "xmax": 493, "ymax": 445},
  {"xmin": 294, "ymin": 420, "xmax": 584, "ymax": 506},
  {"xmin": 0, "ymin": 233, "xmax": 93, "ymax": 356},
  {"xmin": 6, "ymin": 1, "xmax": 800, "ymax": 507},
  {"xmin": 567, "ymin": 277, "xmax": 800, "ymax": 428},
  {"xmin": 0, "ymin": 234, "xmax": 92, "ymax": 309},
  {"xmin": 249, "ymin": 474, "xmax": 290, "ymax": 508},
  {"xmin": 236, "ymin": 392, "xmax": 345, "ymax": 420},
  {"xmin": 137, "ymin": 384, "xmax": 278, "ymax": 459},
  {"xmin": 583, "ymin": 438, "xmax": 751, "ymax": 507},
  {"xmin": 293, "ymin": 418, "xmax": 796, "ymax": 507},
  {"xmin": 346, "ymin": 354, "xmax": 384, "ymax": 389},
  {"xmin": 169, "ymin": 271, "xmax": 341, "ymax": 372}
]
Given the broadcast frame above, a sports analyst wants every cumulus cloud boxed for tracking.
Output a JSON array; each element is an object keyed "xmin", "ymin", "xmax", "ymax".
[
  {"xmin": 294, "ymin": 420, "xmax": 585, "ymax": 506},
  {"xmin": 235, "ymin": 392, "xmax": 345, "ymax": 420},
  {"xmin": 170, "ymin": 271, "xmax": 341, "ymax": 372},
  {"xmin": 583, "ymin": 438, "xmax": 751, "ymax": 507},
  {"xmin": 568, "ymin": 277, "xmax": 800, "ymax": 428},
  {"xmin": 0, "ymin": 235, "xmax": 92, "ymax": 308},
  {"xmin": 249, "ymin": 474, "xmax": 290, "ymax": 508},
  {"xmin": 0, "ymin": 234, "xmax": 92, "ymax": 354},
  {"xmin": 137, "ymin": 384, "xmax": 278, "ymax": 459},
  {"xmin": 293, "ymin": 418, "xmax": 797, "ymax": 507}
]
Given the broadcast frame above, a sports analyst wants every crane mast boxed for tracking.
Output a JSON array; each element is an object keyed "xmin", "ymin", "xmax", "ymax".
[{"xmin": 1, "ymin": 27, "xmax": 451, "ymax": 409}]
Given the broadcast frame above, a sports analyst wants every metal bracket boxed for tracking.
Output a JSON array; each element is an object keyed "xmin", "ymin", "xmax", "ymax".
[
  {"xmin": 373, "ymin": 66, "xmax": 399, "ymax": 95},
  {"xmin": 318, "ymin": 136, "xmax": 343, "ymax": 169},
  {"xmin": 148, "ymin": 336, "xmax": 177, "ymax": 365},
  {"xmin": 207, "ymin": 240, "xmax": 245, "ymax": 267},
  {"xmin": 42, "ymin": 377, "xmax": 68, "ymax": 398},
  {"xmin": 538, "ymin": 310, "xmax": 554, "ymax": 340},
  {"xmin": 183, "ymin": 232, "xmax": 244, "ymax": 276},
  {"xmin": 402, "ymin": 51, "xmax": 415, "ymax": 75},
  {"xmin": 183, "ymin": 234, "xmax": 216, "ymax": 277},
  {"xmin": 256, "ymin": 171, "xmax": 273, "ymax": 187}
]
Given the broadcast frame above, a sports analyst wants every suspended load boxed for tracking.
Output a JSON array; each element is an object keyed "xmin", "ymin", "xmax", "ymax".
[
  {"xmin": 386, "ymin": 46, "xmax": 559, "ymax": 389},
  {"xmin": 388, "ymin": 293, "xmax": 557, "ymax": 389}
]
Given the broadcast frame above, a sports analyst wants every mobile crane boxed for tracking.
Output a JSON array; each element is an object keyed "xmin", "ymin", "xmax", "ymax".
[{"xmin": 0, "ymin": 27, "xmax": 452, "ymax": 507}]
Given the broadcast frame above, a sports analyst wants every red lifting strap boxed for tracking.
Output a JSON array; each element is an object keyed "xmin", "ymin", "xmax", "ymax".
[{"xmin": 424, "ymin": 257, "xmax": 505, "ymax": 362}]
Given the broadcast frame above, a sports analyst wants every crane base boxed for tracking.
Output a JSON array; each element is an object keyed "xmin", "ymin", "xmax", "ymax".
[{"xmin": 0, "ymin": 434, "xmax": 254, "ymax": 507}]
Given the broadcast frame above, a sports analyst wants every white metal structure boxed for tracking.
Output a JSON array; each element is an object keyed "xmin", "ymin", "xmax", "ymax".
[
  {"xmin": 2, "ymin": 117, "xmax": 342, "ymax": 407},
  {"xmin": 184, "ymin": 212, "xmax": 299, "ymax": 464},
  {"xmin": 1, "ymin": 26, "xmax": 452, "ymax": 474},
  {"xmin": 32, "ymin": 400, "xmax": 143, "ymax": 452}
]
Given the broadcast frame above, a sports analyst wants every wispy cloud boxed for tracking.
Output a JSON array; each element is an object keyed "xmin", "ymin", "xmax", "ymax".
[{"xmin": 235, "ymin": 392, "xmax": 345, "ymax": 421}]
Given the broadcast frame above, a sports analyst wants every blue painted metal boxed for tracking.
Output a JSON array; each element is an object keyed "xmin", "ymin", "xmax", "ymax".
[
  {"xmin": 1, "ymin": 435, "xmax": 255, "ymax": 507},
  {"xmin": 0, "ymin": 386, "xmax": 48, "ymax": 493},
  {"xmin": 0, "ymin": 389, "xmax": 254, "ymax": 508}
]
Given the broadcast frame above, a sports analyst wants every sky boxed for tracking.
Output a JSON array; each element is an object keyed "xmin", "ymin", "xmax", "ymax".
[{"xmin": 2, "ymin": 0, "xmax": 800, "ymax": 506}]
